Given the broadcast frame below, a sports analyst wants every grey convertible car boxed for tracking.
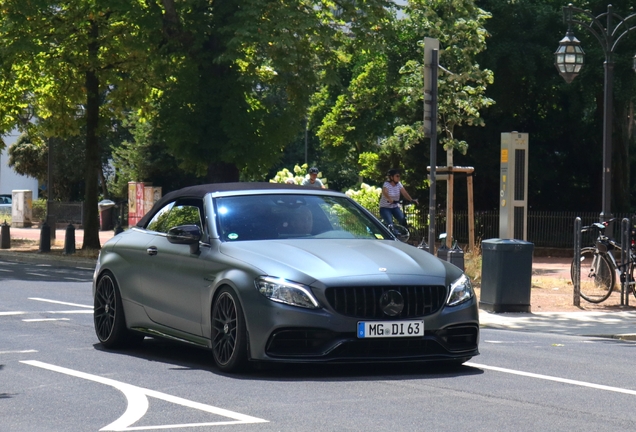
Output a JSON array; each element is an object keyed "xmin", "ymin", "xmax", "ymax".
[{"xmin": 93, "ymin": 183, "xmax": 479, "ymax": 372}]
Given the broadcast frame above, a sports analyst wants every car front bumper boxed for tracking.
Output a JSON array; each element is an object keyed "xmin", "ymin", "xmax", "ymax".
[{"xmin": 243, "ymin": 294, "xmax": 479, "ymax": 363}]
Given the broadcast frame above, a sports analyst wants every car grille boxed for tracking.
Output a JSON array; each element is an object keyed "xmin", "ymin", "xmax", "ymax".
[{"xmin": 324, "ymin": 285, "xmax": 447, "ymax": 319}]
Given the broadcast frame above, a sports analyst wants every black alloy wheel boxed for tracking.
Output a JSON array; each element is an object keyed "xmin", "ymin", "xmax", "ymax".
[
  {"xmin": 211, "ymin": 288, "xmax": 247, "ymax": 372},
  {"xmin": 94, "ymin": 272, "xmax": 143, "ymax": 348}
]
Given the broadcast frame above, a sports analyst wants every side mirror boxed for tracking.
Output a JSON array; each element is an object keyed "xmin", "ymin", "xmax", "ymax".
[{"xmin": 167, "ymin": 224, "xmax": 202, "ymax": 248}]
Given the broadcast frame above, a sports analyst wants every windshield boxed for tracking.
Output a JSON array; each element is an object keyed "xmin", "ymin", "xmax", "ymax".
[{"xmin": 215, "ymin": 194, "xmax": 389, "ymax": 242}]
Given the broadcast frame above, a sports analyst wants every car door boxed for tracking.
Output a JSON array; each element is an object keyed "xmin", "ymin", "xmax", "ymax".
[{"xmin": 140, "ymin": 198, "xmax": 210, "ymax": 336}]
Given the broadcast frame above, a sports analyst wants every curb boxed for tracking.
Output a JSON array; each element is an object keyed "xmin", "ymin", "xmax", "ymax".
[
  {"xmin": 0, "ymin": 250, "xmax": 96, "ymax": 269},
  {"xmin": 480, "ymin": 322, "xmax": 636, "ymax": 342}
]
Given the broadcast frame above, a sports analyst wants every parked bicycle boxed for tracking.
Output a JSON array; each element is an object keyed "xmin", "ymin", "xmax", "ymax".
[{"xmin": 570, "ymin": 219, "xmax": 636, "ymax": 303}]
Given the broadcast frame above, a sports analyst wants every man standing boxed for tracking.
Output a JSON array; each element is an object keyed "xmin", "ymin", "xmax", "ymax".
[{"xmin": 301, "ymin": 167, "xmax": 325, "ymax": 188}]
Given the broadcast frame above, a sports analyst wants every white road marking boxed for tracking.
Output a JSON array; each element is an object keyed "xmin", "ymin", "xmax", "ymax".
[
  {"xmin": 45, "ymin": 310, "xmax": 92, "ymax": 314},
  {"xmin": 35, "ymin": 264, "xmax": 52, "ymax": 267},
  {"xmin": 26, "ymin": 272, "xmax": 49, "ymax": 277},
  {"xmin": 0, "ymin": 350, "xmax": 38, "ymax": 354},
  {"xmin": 0, "ymin": 268, "xmax": 13, "ymax": 272},
  {"xmin": 0, "ymin": 311, "xmax": 25, "ymax": 316},
  {"xmin": 23, "ymin": 318, "xmax": 71, "ymax": 322},
  {"xmin": 21, "ymin": 360, "xmax": 269, "ymax": 431},
  {"xmin": 29, "ymin": 297, "xmax": 92, "ymax": 309},
  {"xmin": 467, "ymin": 362, "xmax": 636, "ymax": 396}
]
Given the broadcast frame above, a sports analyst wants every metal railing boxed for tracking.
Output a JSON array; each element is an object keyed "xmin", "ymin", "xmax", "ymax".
[
  {"xmin": 49, "ymin": 202, "xmax": 84, "ymax": 225},
  {"xmin": 29, "ymin": 199, "xmax": 636, "ymax": 249},
  {"xmin": 399, "ymin": 207, "xmax": 635, "ymax": 249}
]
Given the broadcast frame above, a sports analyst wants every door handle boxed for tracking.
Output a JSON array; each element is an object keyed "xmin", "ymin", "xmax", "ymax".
[{"xmin": 147, "ymin": 246, "xmax": 158, "ymax": 256}]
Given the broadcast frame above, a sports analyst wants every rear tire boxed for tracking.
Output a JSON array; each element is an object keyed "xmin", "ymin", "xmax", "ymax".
[
  {"xmin": 94, "ymin": 272, "xmax": 144, "ymax": 348},
  {"xmin": 211, "ymin": 287, "xmax": 248, "ymax": 372},
  {"xmin": 571, "ymin": 248, "xmax": 615, "ymax": 303}
]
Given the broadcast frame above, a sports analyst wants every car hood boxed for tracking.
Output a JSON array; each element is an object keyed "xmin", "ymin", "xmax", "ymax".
[{"xmin": 219, "ymin": 239, "xmax": 455, "ymax": 286}]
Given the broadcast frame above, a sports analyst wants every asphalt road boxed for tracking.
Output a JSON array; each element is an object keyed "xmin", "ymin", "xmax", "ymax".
[{"xmin": 2, "ymin": 259, "xmax": 636, "ymax": 431}]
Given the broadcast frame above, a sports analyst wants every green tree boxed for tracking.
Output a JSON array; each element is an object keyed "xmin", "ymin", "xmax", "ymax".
[
  {"xmin": 8, "ymin": 134, "xmax": 86, "ymax": 202},
  {"xmin": 457, "ymin": 0, "xmax": 636, "ymax": 212},
  {"xmin": 110, "ymin": 112, "xmax": 202, "ymax": 200},
  {"xmin": 0, "ymin": 0, "xmax": 155, "ymax": 248},
  {"xmin": 313, "ymin": 0, "xmax": 493, "ymax": 194},
  {"xmin": 149, "ymin": 0, "xmax": 392, "ymax": 183}
]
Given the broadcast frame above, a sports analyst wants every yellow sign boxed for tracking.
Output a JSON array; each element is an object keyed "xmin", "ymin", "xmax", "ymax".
[{"xmin": 501, "ymin": 149, "xmax": 508, "ymax": 163}]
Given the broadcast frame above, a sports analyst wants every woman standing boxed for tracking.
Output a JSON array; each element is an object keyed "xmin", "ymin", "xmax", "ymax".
[{"xmin": 379, "ymin": 169, "xmax": 418, "ymax": 226}]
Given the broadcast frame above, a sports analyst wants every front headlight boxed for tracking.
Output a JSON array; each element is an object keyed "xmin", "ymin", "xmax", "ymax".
[
  {"xmin": 446, "ymin": 274, "xmax": 474, "ymax": 306},
  {"xmin": 255, "ymin": 276, "xmax": 320, "ymax": 309}
]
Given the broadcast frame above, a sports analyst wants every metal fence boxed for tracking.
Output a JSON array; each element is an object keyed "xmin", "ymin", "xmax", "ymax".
[
  {"xmin": 400, "ymin": 207, "xmax": 634, "ymax": 249},
  {"xmin": 38, "ymin": 200, "xmax": 635, "ymax": 249},
  {"xmin": 49, "ymin": 202, "xmax": 84, "ymax": 225}
]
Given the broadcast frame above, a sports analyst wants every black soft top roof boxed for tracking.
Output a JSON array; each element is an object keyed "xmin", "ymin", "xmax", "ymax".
[{"xmin": 136, "ymin": 182, "xmax": 325, "ymax": 227}]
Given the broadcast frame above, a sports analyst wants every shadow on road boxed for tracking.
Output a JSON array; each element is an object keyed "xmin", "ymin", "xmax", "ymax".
[
  {"xmin": 0, "ymin": 259, "xmax": 93, "ymax": 283},
  {"xmin": 94, "ymin": 338, "xmax": 483, "ymax": 382}
]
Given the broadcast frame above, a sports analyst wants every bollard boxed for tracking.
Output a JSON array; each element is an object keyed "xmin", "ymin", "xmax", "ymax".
[
  {"xmin": 39, "ymin": 222, "xmax": 51, "ymax": 253},
  {"xmin": 0, "ymin": 220, "xmax": 10, "ymax": 249},
  {"xmin": 573, "ymin": 217, "xmax": 581, "ymax": 307},
  {"xmin": 447, "ymin": 243, "xmax": 465, "ymax": 271},
  {"xmin": 64, "ymin": 223, "xmax": 76, "ymax": 255}
]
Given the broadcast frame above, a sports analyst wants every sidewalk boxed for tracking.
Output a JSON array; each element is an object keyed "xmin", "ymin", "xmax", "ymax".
[
  {"xmin": 2, "ymin": 227, "xmax": 636, "ymax": 340},
  {"xmin": 479, "ymin": 310, "xmax": 636, "ymax": 340},
  {"xmin": 7, "ymin": 225, "xmax": 115, "ymax": 245}
]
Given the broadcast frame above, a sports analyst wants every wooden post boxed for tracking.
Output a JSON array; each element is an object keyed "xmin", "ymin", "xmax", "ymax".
[
  {"xmin": 427, "ymin": 166, "xmax": 475, "ymax": 251},
  {"xmin": 446, "ymin": 164, "xmax": 454, "ymax": 248},
  {"xmin": 467, "ymin": 172, "xmax": 475, "ymax": 252}
]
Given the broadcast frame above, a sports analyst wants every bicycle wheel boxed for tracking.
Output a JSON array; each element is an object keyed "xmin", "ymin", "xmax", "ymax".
[
  {"xmin": 388, "ymin": 223, "xmax": 410, "ymax": 243},
  {"xmin": 571, "ymin": 247, "xmax": 615, "ymax": 303},
  {"xmin": 628, "ymin": 261, "xmax": 636, "ymax": 301}
]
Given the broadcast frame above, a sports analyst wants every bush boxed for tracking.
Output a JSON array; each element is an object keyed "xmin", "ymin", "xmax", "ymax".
[
  {"xmin": 270, "ymin": 164, "xmax": 328, "ymax": 188},
  {"xmin": 32, "ymin": 198, "xmax": 47, "ymax": 221},
  {"xmin": 345, "ymin": 183, "xmax": 381, "ymax": 213}
]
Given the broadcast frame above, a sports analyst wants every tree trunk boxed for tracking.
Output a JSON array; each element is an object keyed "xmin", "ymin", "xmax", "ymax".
[
  {"xmin": 612, "ymin": 101, "xmax": 631, "ymax": 213},
  {"xmin": 206, "ymin": 162, "xmax": 239, "ymax": 183},
  {"xmin": 82, "ymin": 19, "xmax": 101, "ymax": 250}
]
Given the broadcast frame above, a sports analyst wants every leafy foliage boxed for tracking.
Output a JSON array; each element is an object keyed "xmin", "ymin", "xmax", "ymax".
[
  {"xmin": 0, "ymin": 0, "xmax": 157, "ymax": 248},
  {"xmin": 345, "ymin": 183, "xmax": 382, "ymax": 213},
  {"xmin": 110, "ymin": 112, "xmax": 201, "ymax": 199},
  {"xmin": 313, "ymin": 0, "xmax": 493, "ymax": 195},
  {"xmin": 269, "ymin": 163, "xmax": 328, "ymax": 188},
  {"xmin": 8, "ymin": 134, "xmax": 85, "ymax": 201}
]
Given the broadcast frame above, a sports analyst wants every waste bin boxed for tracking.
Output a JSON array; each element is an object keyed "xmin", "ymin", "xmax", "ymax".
[
  {"xmin": 98, "ymin": 200, "xmax": 116, "ymax": 231},
  {"xmin": 480, "ymin": 238, "xmax": 534, "ymax": 313}
]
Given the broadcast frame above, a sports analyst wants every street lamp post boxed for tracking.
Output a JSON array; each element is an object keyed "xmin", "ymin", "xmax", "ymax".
[{"xmin": 554, "ymin": 3, "xmax": 636, "ymax": 221}]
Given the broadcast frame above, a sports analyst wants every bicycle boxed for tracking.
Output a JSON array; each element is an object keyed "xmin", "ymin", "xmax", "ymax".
[
  {"xmin": 570, "ymin": 219, "xmax": 636, "ymax": 303},
  {"xmin": 386, "ymin": 222, "xmax": 410, "ymax": 243}
]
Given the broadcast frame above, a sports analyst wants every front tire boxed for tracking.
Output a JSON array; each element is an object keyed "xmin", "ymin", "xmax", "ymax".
[
  {"xmin": 94, "ymin": 272, "xmax": 143, "ymax": 348},
  {"xmin": 571, "ymin": 248, "xmax": 615, "ymax": 303},
  {"xmin": 211, "ymin": 287, "xmax": 248, "ymax": 372}
]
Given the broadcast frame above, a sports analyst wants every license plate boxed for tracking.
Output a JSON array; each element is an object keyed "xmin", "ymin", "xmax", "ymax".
[{"xmin": 357, "ymin": 320, "xmax": 424, "ymax": 338}]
